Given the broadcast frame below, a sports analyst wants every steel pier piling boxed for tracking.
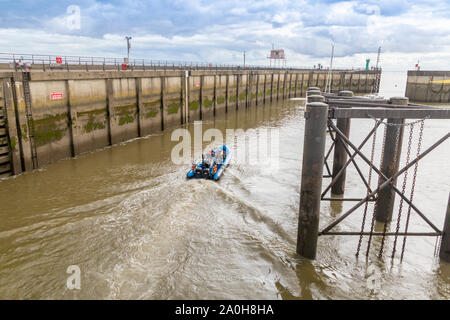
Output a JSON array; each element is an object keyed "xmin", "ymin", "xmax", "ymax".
[{"xmin": 296, "ymin": 101, "xmax": 329, "ymax": 259}]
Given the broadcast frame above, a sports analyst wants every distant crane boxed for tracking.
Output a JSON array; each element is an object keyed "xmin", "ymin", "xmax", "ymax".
[
  {"xmin": 372, "ymin": 46, "xmax": 382, "ymax": 93},
  {"xmin": 375, "ymin": 46, "xmax": 381, "ymax": 69}
]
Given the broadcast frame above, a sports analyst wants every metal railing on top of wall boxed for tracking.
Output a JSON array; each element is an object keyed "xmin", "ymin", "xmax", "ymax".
[{"xmin": 0, "ymin": 52, "xmax": 379, "ymax": 72}]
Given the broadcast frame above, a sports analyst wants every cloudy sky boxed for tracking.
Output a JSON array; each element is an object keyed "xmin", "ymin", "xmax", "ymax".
[{"xmin": 0, "ymin": 0, "xmax": 449, "ymax": 71}]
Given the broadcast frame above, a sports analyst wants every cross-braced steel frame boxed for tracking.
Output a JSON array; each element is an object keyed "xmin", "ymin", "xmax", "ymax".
[{"xmin": 296, "ymin": 91, "xmax": 450, "ymax": 261}]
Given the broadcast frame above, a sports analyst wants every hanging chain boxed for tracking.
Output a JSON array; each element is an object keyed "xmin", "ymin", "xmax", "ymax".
[
  {"xmin": 378, "ymin": 121, "xmax": 403, "ymax": 258},
  {"xmin": 366, "ymin": 123, "xmax": 388, "ymax": 257},
  {"xmin": 391, "ymin": 123, "xmax": 414, "ymax": 259},
  {"xmin": 356, "ymin": 119, "xmax": 379, "ymax": 257},
  {"xmin": 400, "ymin": 119, "xmax": 425, "ymax": 261},
  {"xmin": 368, "ymin": 115, "xmax": 429, "ymax": 127}
]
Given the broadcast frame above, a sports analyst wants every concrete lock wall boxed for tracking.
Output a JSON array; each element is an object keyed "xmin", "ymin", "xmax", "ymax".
[
  {"xmin": 0, "ymin": 80, "xmax": 11, "ymax": 178},
  {"xmin": 0, "ymin": 69, "xmax": 379, "ymax": 176},
  {"xmin": 406, "ymin": 71, "xmax": 450, "ymax": 103}
]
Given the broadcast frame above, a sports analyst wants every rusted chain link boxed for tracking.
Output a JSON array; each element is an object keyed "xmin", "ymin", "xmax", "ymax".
[
  {"xmin": 368, "ymin": 114, "xmax": 429, "ymax": 127},
  {"xmin": 356, "ymin": 118, "xmax": 379, "ymax": 257},
  {"xmin": 400, "ymin": 119, "xmax": 425, "ymax": 261},
  {"xmin": 391, "ymin": 123, "xmax": 414, "ymax": 259},
  {"xmin": 366, "ymin": 122, "xmax": 388, "ymax": 257}
]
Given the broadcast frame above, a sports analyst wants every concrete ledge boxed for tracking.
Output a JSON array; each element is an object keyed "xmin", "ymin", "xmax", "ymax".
[{"xmin": 407, "ymin": 70, "xmax": 450, "ymax": 77}]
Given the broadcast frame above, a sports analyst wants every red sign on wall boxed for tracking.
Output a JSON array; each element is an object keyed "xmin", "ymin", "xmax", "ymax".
[
  {"xmin": 195, "ymin": 82, "xmax": 200, "ymax": 87},
  {"xmin": 50, "ymin": 91, "xmax": 63, "ymax": 100},
  {"xmin": 56, "ymin": 57, "xmax": 62, "ymax": 64}
]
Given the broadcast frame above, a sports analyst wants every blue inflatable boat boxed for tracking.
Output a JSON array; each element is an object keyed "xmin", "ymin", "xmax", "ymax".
[{"xmin": 187, "ymin": 145, "xmax": 231, "ymax": 181}]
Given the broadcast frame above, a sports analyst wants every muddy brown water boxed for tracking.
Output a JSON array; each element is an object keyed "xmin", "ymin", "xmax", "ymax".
[{"xmin": 0, "ymin": 79, "xmax": 449, "ymax": 299}]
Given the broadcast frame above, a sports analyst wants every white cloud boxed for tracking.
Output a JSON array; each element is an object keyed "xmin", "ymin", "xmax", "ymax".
[{"xmin": 1, "ymin": 0, "xmax": 449, "ymax": 71}]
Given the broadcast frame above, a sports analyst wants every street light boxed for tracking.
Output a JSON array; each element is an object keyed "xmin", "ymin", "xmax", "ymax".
[
  {"xmin": 243, "ymin": 51, "xmax": 246, "ymax": 69},
  {"xmin": 125, "ymin": 36, "xmax": 132, "ymax": 62}
]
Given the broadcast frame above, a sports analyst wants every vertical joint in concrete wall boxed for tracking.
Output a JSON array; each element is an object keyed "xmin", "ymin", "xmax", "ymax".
[
  {"xmin": 277, "ymin": 73, "xmax": 280, "ymax": 101},
  {"xmin": 439, "ymin": 194, "xmax": 450, "ymax": 262},
  {"xmin": 213, "ymin": 74, "xmax": 217, "ymax": 116},
  {"xmin": 300, "ymin": 73, "xmax": 305, "ymax": 97},
  {"xmin": 245, "ymin": 72, "xmax": 249, "ymax": 108},
  {"xmin": 161, "ymin": 76, "xmax": 166, "ymax": 130},
  {"xmin": 297, "ymin": 101, "xmax": 329, "ymax": 260},
  {"xmin": 136, "ymin": 77, "xmax": 144, "ymax": 135},
  {"xmin": 263, "ymin": 74, "xmax": 266, "ymax": 104},
  {"xmin": 199, "ymin": 75, "xmax": 204, "ymax": 119},
  {"xmin": 225, "ymin": 74, "xmax": 229, "ymax": 113},
  {"xmin": 294, "ymin": 73, "xmax": 299, "ymax": 97},
  {"xmin": 66, "ymin": 80, "xmax": 76, "ymax": 157},
  {"xmin": 270, "ymin": 73, "xmax": 274, "ymax": 102},
  {"xmin": 105, "ymin": 78, "xmax": 114, "ymax": 145},
  {"xmin": 236, "ymin": 74, "xmax": 240, "ymax": 110},
  {"xmin": 255, "ymin": 73, "xmax": 258, "ymax": 106},
  {"xmin": 186, "ymin": 71, "xmax": 190, "ymax": 122},
  {"xmin": 375, "ymin": 97, "xmax": 408, "ymax": 222}
]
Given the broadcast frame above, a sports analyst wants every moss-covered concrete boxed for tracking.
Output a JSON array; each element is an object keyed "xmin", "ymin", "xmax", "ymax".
[
  {"xmin": 83, "ymin": 111, "xmax": 106, "ymax": 133},
  {"xmin": 167, "ymin": 103, "xmax": 180, "ymax": 114},
  {"xmin": 76, "ymin": 108, "xmax": 107, "ymax": 134},
  {"xmin": 143, "ymin": 100, "xmax": 161, "ymax": 119},
  {"xmin": 144, "ymin": 100, "xmax": 161, "ymax": 108},
  {"xmin": 203, "ymin": 98, "xmax": 213, "ymax": 108},
  {"xmin": 114, "ymin": 104, "xmax": 137, "ymax": 126},
  {"xmin": 145, "ymin": 110, "xmax": 158, "ymax": 118},
  {"xmin": 10, "ymin": 137, "xmax": 16, "ymax": 152},
  {"xmin": 189, "ymin": 100, "xmax": 199, "ymax": 110},
  {"xmin": 32, "ymin": 113, "xmax": 68, "ymax": 146}
]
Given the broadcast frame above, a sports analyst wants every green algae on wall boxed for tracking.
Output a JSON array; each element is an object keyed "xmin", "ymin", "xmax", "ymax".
[
  {"xmin": 203, "ymin": 99, "xmax": 213, "ymax": 108},
  {"xmin": 75, "ymin": 109, "xmax": 107, "ymax": 133},
  {"xmin": 189, "ymin": 100, "xmax": 199, "ymax": 110},
  {"xmin": 84, "ymin": 116, "xmax": 105, "ymax": 133},
  {"xmin": 114, "ymin": 104, "xmax": 137, "ymax": 126},
  {"xmin": 143, "ymin": 100, "xmax": 161, "ymax": 119},
  {"xmin": 229, "ymin": 96, "xmax": 236, "ymax": 102},
  {"xmin": 217, "ymin": 97, "xmax": 225, "ymax": 104},
  {"xmin": 167, "ymin": 103, "xmax": 180, "ymax": 114},
  {"xmin": 145, "ymin": 110, "xmax": 158, "ymax": 118},
  {"xmin": 10, "ymin": 137, "xmax": 16, "ymax": 152},
  {"xmin": 77, "ymin": 108, "xmax": 107, "ymax": 117},
  {"xmin": 144, "ymin": 100, "xmax": 161, "ymax": 108},
  {"xmin": 32, "ymin": 113, "xmax": 68, "ymax": 147},
  {"xmin": 21, "ymin": 124, "xmax": 28, "ymax": 141},
  {"xmin": 239, "ymin": 92, "xmax": 246, "ymax": 101}
]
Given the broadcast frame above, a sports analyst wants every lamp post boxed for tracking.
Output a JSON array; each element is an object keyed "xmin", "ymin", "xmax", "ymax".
[
  {"xmin": 125, "ymin": 36, "xmax": 132, "ymax": 62},
  {"xmin": 243, "ymin": 51, "xmax": 246, "ymax": 69}
]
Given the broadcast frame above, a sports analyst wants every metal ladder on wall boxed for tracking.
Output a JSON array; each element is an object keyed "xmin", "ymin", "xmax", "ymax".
[{"xmin": 22, "ymin": 72, "xmax": 38, "ymax": 169}]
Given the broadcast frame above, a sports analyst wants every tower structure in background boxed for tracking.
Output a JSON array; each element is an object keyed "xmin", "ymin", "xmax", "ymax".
[{"xmin": 267, "ymin": 45, "xmax": 286, "ymax": 68}]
